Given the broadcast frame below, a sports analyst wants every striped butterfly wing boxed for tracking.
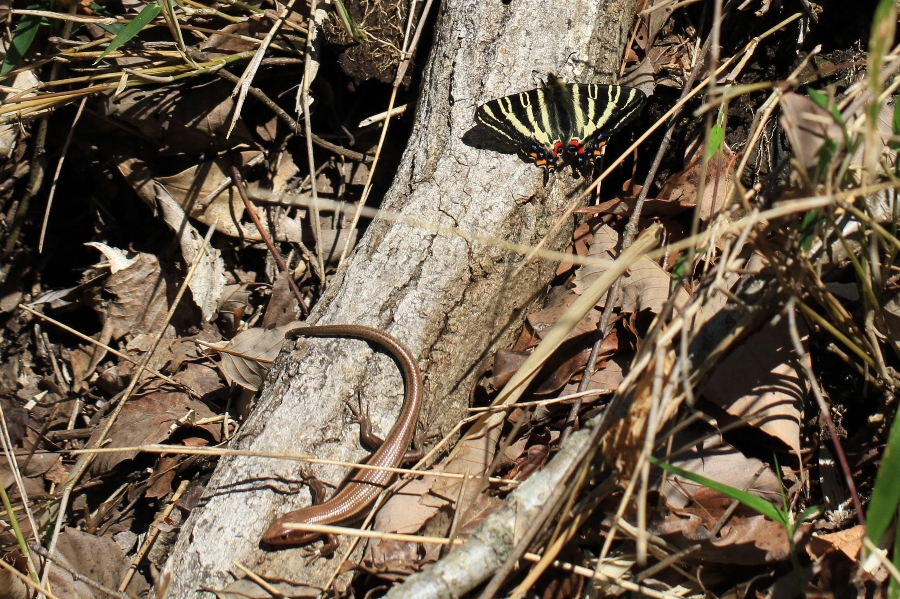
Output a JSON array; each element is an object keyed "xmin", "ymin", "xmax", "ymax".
[
  {"xmin": 564, "ymin": 84, "xmax": 646, "ymax": 167},
  {"xmin": 475, "ymin": 86, "xmax": 568, "ymax": 170}
]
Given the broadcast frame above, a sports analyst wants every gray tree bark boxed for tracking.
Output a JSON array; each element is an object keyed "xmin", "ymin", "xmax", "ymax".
[{"xmin": 162, "ymin": 0, "xmax": 638, "ymax": 594}]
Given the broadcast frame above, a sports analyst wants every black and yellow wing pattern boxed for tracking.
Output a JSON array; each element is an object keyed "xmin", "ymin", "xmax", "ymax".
[
  {"xmin": 474, "ymin": 82, "xmax": 569, "ymax": 170},
  {"xmin": 566, "ymin": 82, "xmax": 646, "ymax": 167},
  {"xmin": 475, "ymin": 75, "xmax": 646, "ymax": 171}
]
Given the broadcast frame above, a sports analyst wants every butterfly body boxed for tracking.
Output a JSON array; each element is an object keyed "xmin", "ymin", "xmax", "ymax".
[{"xmin": 475, "ymin": 75, "xmax": 646, "ymax": 171}]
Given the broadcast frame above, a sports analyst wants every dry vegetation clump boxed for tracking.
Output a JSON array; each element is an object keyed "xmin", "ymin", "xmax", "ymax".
[{"xmin": 1, "ymin": 0, "xmax": 900, "ymax": 597}]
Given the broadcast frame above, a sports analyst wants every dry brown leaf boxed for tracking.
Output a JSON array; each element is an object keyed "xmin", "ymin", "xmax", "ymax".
[
  {"xmin": 657, "ymin": 141, "xmax": 736, "ymax": 221},
  {"xmin": 602, "ymin": 350, "xmax": 679, "ymax": 482},
  {"xmin": 803, "ymin": 548, "xmax": 858, "ymax": 599},
  {"xmin": 0, "ymin": 68, "xmax": 40, "ymax": 160},
  {"xmin": 262, "ymin": 271, "xmax": 300, "ymax": 330},
  {"xmin": 318, "ymin": 229, "xmax": 359, "ymax": 266},
  {"xmin": 807, "ymin": 525, "xmax": 865, "ymax": 561},
  {"xmin": 430, "ymin": 428, "xmax": 499, "ymax": 506},
  {"xmin": 44, "ymin": 458, "xmax": 70, "ymax": 485},
  {"xmin": 151, "ymin": 151, "xmax": 306, "ymax": 242},
  {"xmin": 780, "ymin": 92, "xmax": 897, "ymax": 176},
  {"xmin": 199, "ymin": 17, "xmax": 270, "ymax": 57},
  {"xmin": 48, "ymin": 527, "xmax": 150, "ymax": 597},
  {"xmin": 483, "ymin": 338, "xmax": 593, "ymax": 397},
  {"xmin": 374, "ymin": 472, "xmax": 445, "ymax": 536},
  {"xmin": 20, "ymin": 452, "xmax": 61, "ymax": 479},
  {"xmin": 483, "ymin": 349, "xmax": 528, "ymax": 390},
  {"xmin": 573, "ymin": 223, "xmax": 619, "ymax": 290},
  {"xmin": 616, "ymin": 258, "xmax": 683, "ymax": 314},
  {"xmin": 573, "ymin": 224, "xmax": 689, "ymax": 314},
  {"xmin": 576, "ymin": 352, "xmax": 628, "ymax": 393},
  {"xmin": 85, "ymin": 247, "xmax": 171, "ymax": 342},
  {"xmin": 520, "ymin": 289, "xmax": 601, "ymax": 349},
  {"xmin": 626, "ymin": 40, "xmax": 682, "ymax": 91},
  {"xmin": 165, "ymin": 339, "xmax": 204, "ymax": 374},
  {"xmin": 0, "ymin": 453, "xmax": 54, "ymax": 513},
  {"xmin": 218, "ymin": 283, "xmax": 253, "ymax": 336},
  {"xmin": 703, "ymin": 317, "xmax": 807, "ymax": 458},
  {"xmin": 453, "ymin": 491, "xmax": 507, "ymax": 541},
  {"xmin": 499, "ymin": 436, "xmax": 529, "ymax": 469},
  {"xmin": 0, "ymin": 566, "xmax": 27, "ymax": 599},
  {"xmin": 100, "ymin": 80, "xmax": 256, "ymax": 153},
  {"xmin": 647, "ymin": 0, "xmax": 675, "ymax": 47},
  {"xmin": 153, "ymin": 150, "xmax": 305, "ymax": 243},
  {"xmin": 556, "ymin": 220, "xmax": 592, "ymax": 278},
  {"xmin": 271, "ymin": 149, "xmax": 301, "ymax": 192},
  {"xmin": 173, "ymin": 363, "xmax": 226, "ymax": 402},
  {"xmin": 103, "ymin": 154, "xmax": 228, "ymax": 323},
  {"xmin": 68, "ymin": 346, "xmax": 94, "ymax": 386},
  {"xmin": 660, "ymin": 433, "xmax": 782, "ymax": 510},
  {"xmin": 504, "ymin": 444, "xmax": 550, "ymax": 482},
  {"xmin": 96, "ymin": 335, "xmax": 188, "ymax": 395},
  {"xmin": 213, "ymin": 323, "xmax": 299, "ymax": 391},
  {"xmin": 779, "ymin": 93, "xmax": 844, "ymax": 182},
  {"xmin": 650, "ymin": 510, "xmax": 793, "ymax": 565},
  {"xmin": 366, "ymin": 471, "xmax": 445, "ymax": 570},
  {"xmin": 146, "ymin": 456, "xmax": 181, "ymax": 499},
  {"xmin": 0, "ymin": 401, "xmax": 34, "ymax": 446},
  {"xmin": 155, "ymin": 154, "xmax": 255, "ymax": 227},
  {"xmin": 87, "ymin": 391, "xmax": 220, "ymax": 476}
]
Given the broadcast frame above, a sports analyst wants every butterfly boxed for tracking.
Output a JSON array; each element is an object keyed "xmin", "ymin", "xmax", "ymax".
[{"xmin": 475, "ymin": 74, "xmax": 646, "ymax": 170}]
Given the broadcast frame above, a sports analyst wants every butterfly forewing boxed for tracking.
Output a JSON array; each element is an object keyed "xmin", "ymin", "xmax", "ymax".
[{"xmin": 475, "ymin": 87, "xmax": 567, "ymax": 169}]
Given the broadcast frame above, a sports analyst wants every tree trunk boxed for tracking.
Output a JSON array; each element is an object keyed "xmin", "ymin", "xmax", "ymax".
[{"xmin": 163, "ymin": 0, "xmax": 638, "ymax": 594}]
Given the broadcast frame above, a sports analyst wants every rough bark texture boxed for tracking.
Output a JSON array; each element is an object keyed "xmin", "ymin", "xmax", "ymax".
[{"xmin": 163, "ymin": 0, "xmax": 638, "ymax": 594}]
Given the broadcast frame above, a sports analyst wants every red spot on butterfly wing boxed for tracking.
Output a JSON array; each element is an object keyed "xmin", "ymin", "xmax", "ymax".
[{"xmin": 552, "ymin": 141, "xmax": 564, "ymax": 159}]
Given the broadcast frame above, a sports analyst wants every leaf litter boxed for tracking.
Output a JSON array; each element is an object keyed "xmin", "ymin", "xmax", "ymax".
[{"xmin": 1, "ymin": 0, "xmax": 899, "ymax": 597}]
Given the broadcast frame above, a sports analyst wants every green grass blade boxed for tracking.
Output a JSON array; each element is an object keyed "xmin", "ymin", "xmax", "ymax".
[
  {"xmin": 807, "ymin": 87, "xmax": 852, "ymax": 149},
  {"xmin": 800, "ymin": 209, "xmax": 821, "ymax": 252},
  {"xmin": 0, "ymin": 7, "xmax": 46, "ymax": 77},
  {"xmin": 650, "ymin": 457, "xmax": 786, "ymax": 524},
  {"xmin": 894, "ymin": 98, "xmax": 900, "ymax": 138},
  {"xmin": 89, "ymin": 3, "xmax": 126, "ymax": 35},
  {"xmin": 866, "ymin": 411, "xmax": 900, "ymax": 545},
  {"xmin": 867, "ymin": 0, "xmax": 896, "ymax": 112},
  {"xmin": 96, "ymin": 1, "xmax": 161, "ymax": 63},
  {"xmin": 706, "ymin": 105, "xmax": 725, "ymax": 162},
  {"xmin": 891, "ymin": 92, "xmax": 900, "ymax": 153},
  {"xmin": 333, "ymin": 0, "xmax": 366, "ymax": 42}
]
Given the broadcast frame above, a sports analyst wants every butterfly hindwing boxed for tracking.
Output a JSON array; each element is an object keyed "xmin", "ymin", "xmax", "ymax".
[
  {"xmin": 566, "ymin": 84, "xmax": 646, "ymax": 166},
  {"xmin": 475, "ymin": 87, "xmax": 567, "ymax": 169}
]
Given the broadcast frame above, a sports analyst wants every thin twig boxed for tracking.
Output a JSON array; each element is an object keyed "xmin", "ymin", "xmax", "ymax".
[
  {"xmin": 299, "ymin": 0, "xmax": 325, "ymax": 278},
  {"xmin": 18, "ymin": 304, "xmax": 190, "ymax": 392},
  {"xmin": 226, "ymin": 0, "xmax": 300, "ymax": 137},
  {"xmin": 39, "ymin": 97, "xmax": 86, "ymax": 253},
  {"xmin": 787, "ymin": 299, "xmax": 865, "ymax": 526},
  {"xmin": 118, "ymin": 480, "xmax": 190, "ymax": 591},
  {"xmin": 230, "ymin": 166, "xmax": 310, "ymax": 316},
  {"xmin": 215, "ymin": 69, "xmax": 372, "ymax": 163}
]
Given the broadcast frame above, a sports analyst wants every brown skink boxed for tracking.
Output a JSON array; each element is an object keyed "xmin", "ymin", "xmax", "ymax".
[{"xmin": 261, "ymin": 324, "xmax": 422, "ymax": 549}]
